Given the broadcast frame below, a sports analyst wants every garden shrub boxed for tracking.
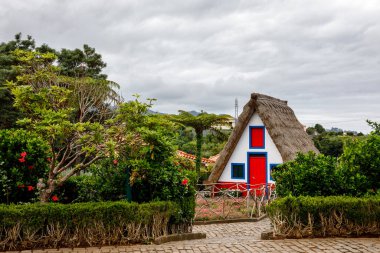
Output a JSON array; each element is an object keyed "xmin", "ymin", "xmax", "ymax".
[
  {"xmin": 0, "ymin": 129, "xmax": 50, "ymax": 204},
  {"xmin": 57, "ymin": 159, "xmax": 196, "ymax": 206},
  {"xmin": 272, "ymin": 152, "xmax": 343, "ymax": 197},
  {"xmin": 339, "ymin": 134, "xmax": 380, "ymax": 193},
  {"xmin": 56, "ymin": 174, "xmax": 102, "ymax": 203},
  {"xmin": 272, "ymin": 152, "xmax": 369, "ymax": 197},
  {"xmin": 267, "ymin": 196, "xmax": 380, "ymax": 238},
  {"xmin": 0, "ymin": 200, "xmax": 190, "ymax": 250}
]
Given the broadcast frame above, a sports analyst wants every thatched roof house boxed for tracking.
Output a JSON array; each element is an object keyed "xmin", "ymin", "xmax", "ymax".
[{"xmin": 207, "ymin": 93, "xmax": 318, "ymax": 185}]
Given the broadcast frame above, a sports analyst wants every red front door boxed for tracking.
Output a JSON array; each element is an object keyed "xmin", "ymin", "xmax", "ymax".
[{"xmin": 248, "ymin": 154, "xmax": 266, "ymax": 188}]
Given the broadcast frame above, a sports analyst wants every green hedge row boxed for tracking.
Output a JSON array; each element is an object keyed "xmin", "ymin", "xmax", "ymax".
[
  {"xmin": 267, "ymin": 196, "xmax": 380, "ymax": 238},
  {"xmin": 0, "ymin": 200, "xmax": 192, "ymax": 250}
]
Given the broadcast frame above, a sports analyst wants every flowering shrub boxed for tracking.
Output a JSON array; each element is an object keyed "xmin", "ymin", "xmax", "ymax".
[
  {"xmin": 57, "ymin": 158, "xmax": 196, "ymax": 206},
  {"xmin": 0, "ymin": 129, "xmax": 50, "ymax": 204},
  {"xmin": 182, "ymin": 178, "xmax": 189, "ymax": 185}
]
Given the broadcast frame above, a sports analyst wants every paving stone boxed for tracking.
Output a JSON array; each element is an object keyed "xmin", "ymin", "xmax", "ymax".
[{"xmin": 3, "ymin": 219, "xmax": 380, "ymax": 253}]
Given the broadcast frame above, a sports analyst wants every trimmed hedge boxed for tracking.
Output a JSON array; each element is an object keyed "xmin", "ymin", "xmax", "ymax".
[
  {"xmin": 267, "ymin": 196, "xmax": 380, "ymax": 238},
  {"xmin": 0, "ymin": 200, "xmax": 192, "ymax": 250}
]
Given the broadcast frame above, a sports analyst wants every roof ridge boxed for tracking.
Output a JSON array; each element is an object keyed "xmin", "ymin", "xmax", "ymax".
[{"xmin": 251, "ymin": 92, "xmax": 288, "ymax": 105}]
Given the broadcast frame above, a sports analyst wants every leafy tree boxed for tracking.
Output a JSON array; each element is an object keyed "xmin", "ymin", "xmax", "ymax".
[
  {"xmin": 171, "ymin": 111, "xmax": 230, "ymax": 177},
  {"xmin": 340, "ymin": 134, "xmax": 380, "ymax": 193},
  {"xmin": 272, "ymin": 152, "xmax": 367, "ymax": 197},
  {"xmin": 101, "ymin": 96, "xmax": 196, "ymax": 203},
  {"xmin": 313, "ymin": 134, "xmax": 344, "ymax": 157},
  {"xmin": 0, "ymin": 34, "xmax": 110, "ymax": 129},
  {"xmin": 8, "ymin": 50, "xmax": 119, "ymax": 202},
  {"xmin": 272, "ymin": 152, "xmax": 341, "ymax": 197},
  {"xmin": 176, "ymin": 127, "xmax": 229, "ymax": 158},
  {"xmin": 367, "ymin": 119, "xmax": 380, "ymax": 135},
  {"xmin": 0, "ymin": 33, "xmax": 37, "ymax": 128},
  {"xmin": 315, "ymin": 123, "xmax": 326, "ymax": 134},
  {"xmin": 57, "ymin": 44, "xmax": 107, "ymax": 79},
  {"xmin": 306, "ymin": 127, "xmax": 316, "ymax": 135}
]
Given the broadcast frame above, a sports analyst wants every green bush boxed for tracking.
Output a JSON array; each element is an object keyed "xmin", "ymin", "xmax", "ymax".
[
  {"xmin": 57, "ymin": 174, "xmax": 102, "ymax": 203},
  {"xmin": 57, "ymin": 159, "xmax": 196, "ymax": 206},
  {"xmin": 267, "ymin": 196, "xmax": 380, "ymax": 238},
  {"xmin": 0, "ymin": 201, "xmax": 190, "ymax": 250},
  {"xmin": 313, "ymin": 134, "xmax": 344, "ymax": 157},
  {"xmin": 340, "ymin": 134, "xmax": 380, "ymax": 193},
  {"xmin": 0, "ymin": 129, "xmax": 50, "ymax": 204},
  {"xmin": 272, "ymin": 152, "xmax": 368, "ymax": 197},
  {"xmin": 272, "ymin": 152, "xmax": 342, "ymax": 196}
]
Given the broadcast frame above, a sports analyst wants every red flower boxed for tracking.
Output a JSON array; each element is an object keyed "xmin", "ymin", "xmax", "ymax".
[
  {"xmin": 47, "ymin": 157, "xmax": 51, "ymax": 162},
  {"xmin": 181, "ymin": 178, "xmax": 189, "ymax": 185},
  {"xmin": 28, "ymin": 165, "xmax": 34, "ymax": 170},
  {"xmin": 17, "ymin": 184, "xmax": 25, "ymax": 188},
  {"xmin": 113, "ymin": 159, "xmax": 118, "ymax": 165},
  {"xmin": 51, "ymin": 195, "xmax": 59, "ymax": 202},
  {"xmin": 19, "ymin": 157, "xmax": 26, "ymax": 163},
  {"xmin": 27, "ymin": 186, "xmax": 34, "ymax": 191},
  {"xmin": 20, "ymin": 151, "xmax": 27, "ymax": 158}
]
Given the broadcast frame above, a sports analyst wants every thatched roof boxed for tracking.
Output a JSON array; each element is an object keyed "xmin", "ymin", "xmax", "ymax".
[{"xmin": 207, "ymin": 93, "xmax": 319, "ymax": 183}]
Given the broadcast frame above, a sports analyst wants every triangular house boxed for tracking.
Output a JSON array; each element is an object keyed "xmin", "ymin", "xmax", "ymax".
[{"xmin": 207, "ymin": 93, "xmax": 319, "ymax": 188}]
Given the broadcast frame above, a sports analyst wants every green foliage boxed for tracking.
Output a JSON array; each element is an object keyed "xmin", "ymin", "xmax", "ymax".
[
  {"xmin": 0, "ymin": 87, "xmax": 19, "ymax": 129},
  {"xmin": 57, "ymin": 159, "xmax": 128, "ymax": 203},
  {"xmin": 177, "ymin": 127, "xmax": 229, "ymax": 158},
  {"xmin": 0, "ymin": 33, "xmax": 36, "ymax": 128},
  {"xmin": 56, "ymin": 98, "xmax": 196, "ymax": 206},
  {"xmin": 171, "ymin": 111, "xmax": 231, "ymax": 177},
  {"xmin": 131, "ymin": 162, "xmax": 197, "ymax": 203},
  {"xmin": 58, "ymin": 44, "xmax": 107, "ymax": 79},
  {"xmin": 340, "ymin": 134, "xmax": 380, "ymax": 192},
  {"xmin": 272, "ymin": 152, "xmax": 343, "ymax": 197},
  {"xmin": 313, "ymin": 134, "xmax": 344, "ymax": 157},
  {"xmin": 267, "ymin": 196, "xmax": 380, "ymax": 237},
  {"xmin": 0, "ymin": 201, "xmax": 191, "ymax": 250},
  {"xmin": 367, "ymin": 119, "xmax": 380, "ymax": 135},
  {"xmin": 0, "ymin": 33, "xmax": 37, "ymax": 86},
  {"xmin": 0, "ymin": 34, "xmax": 109, "ymax": 129},
  {"xmin": 273, "ymin": 133, "xmax": 380, "ymax": 197},
  {"xmin": 108, "ymin": 97, "xmax": 197, "ymax": 203},
  {"xmin": 6, "ymin": 49, "xmax": 118, "ymax": 202},
  {"xmin": 58, "ymin": 158, "xmax": 196, "ymax": 212},
  {"xmin": 314, "ymin": 123, "xmax": 325, "ymax": 134},
  {"xmin": 0, "ymin": 129, "xmax": 50, "ymax": 204}
]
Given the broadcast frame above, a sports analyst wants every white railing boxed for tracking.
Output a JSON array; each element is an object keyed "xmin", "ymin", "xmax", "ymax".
[{"xmin": 195, "ymin": 183, "xmax": 276, "ymax": 220}]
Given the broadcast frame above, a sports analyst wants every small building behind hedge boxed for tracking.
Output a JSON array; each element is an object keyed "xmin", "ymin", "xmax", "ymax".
[{"xmin": 206, "ymin": 93, "xmax": 318, "ymax": 189}]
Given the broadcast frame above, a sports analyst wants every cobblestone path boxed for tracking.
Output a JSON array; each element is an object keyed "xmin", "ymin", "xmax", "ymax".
[{"xmin": 3, "ymin": 219, "xmax": 380, "ymax": 253}]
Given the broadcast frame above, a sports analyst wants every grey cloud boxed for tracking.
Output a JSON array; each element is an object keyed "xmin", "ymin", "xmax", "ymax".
[{"xmin": 1, "ymin": 0, "xmax": 380, "ymax": 133}]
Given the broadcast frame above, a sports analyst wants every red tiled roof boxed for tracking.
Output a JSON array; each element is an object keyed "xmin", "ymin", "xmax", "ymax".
[
  {"xmin": 208, "ymin": 154, "xmax": 220, "ymax": 162},
  {"xmin": 176, "ymin": 150, "xmax": 215, "ymax": 164}
]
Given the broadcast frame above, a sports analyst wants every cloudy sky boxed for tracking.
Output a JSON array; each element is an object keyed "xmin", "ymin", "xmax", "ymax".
[{"xmin": 1, "ymin": 0, "xmax": 380, "ymax": 133}]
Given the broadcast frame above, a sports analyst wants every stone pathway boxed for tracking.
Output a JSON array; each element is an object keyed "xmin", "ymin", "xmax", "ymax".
[{"xmin": 3, "ymin": 219, "xmax": 380, "ymax": 253}]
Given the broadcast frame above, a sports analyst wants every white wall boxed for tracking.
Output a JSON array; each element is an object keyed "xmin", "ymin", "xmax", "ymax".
[{"xmin": 219, "ymin": 113, "xmax": 283, "ymax": 183}]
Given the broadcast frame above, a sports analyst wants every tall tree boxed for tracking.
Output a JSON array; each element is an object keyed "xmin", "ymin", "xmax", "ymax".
[
  {"xmin": 0, "ymin": 34, "xmax": 111, "ymax": 129},
  {"xmin": 9, "ymin": 49, "xmax": 119, "ymax": 202},
  {"xmin": 57, "ymin": 44, "xmax": 107, "ymax": 79},
  {"xmin": 171, "ymin": 111, "xmax": 230, "ymax": 178},
  {"xmin": 0, "ymin": 33, "xmax": 36, "ymax": 128}
]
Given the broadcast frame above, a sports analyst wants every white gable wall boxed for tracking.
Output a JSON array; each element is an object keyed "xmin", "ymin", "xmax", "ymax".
[{"xmin": 218, "ymin": 112, "xmax": 283, "ymax": 183}]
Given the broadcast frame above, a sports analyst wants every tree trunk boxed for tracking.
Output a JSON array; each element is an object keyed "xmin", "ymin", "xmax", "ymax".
[
  {"xmin": 195, "ymin": 130, "xmax": 203, "ymax": 179},
  {"xmin": 40, "ymin": 175, "xmax": 56, "ymax": 203}
]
